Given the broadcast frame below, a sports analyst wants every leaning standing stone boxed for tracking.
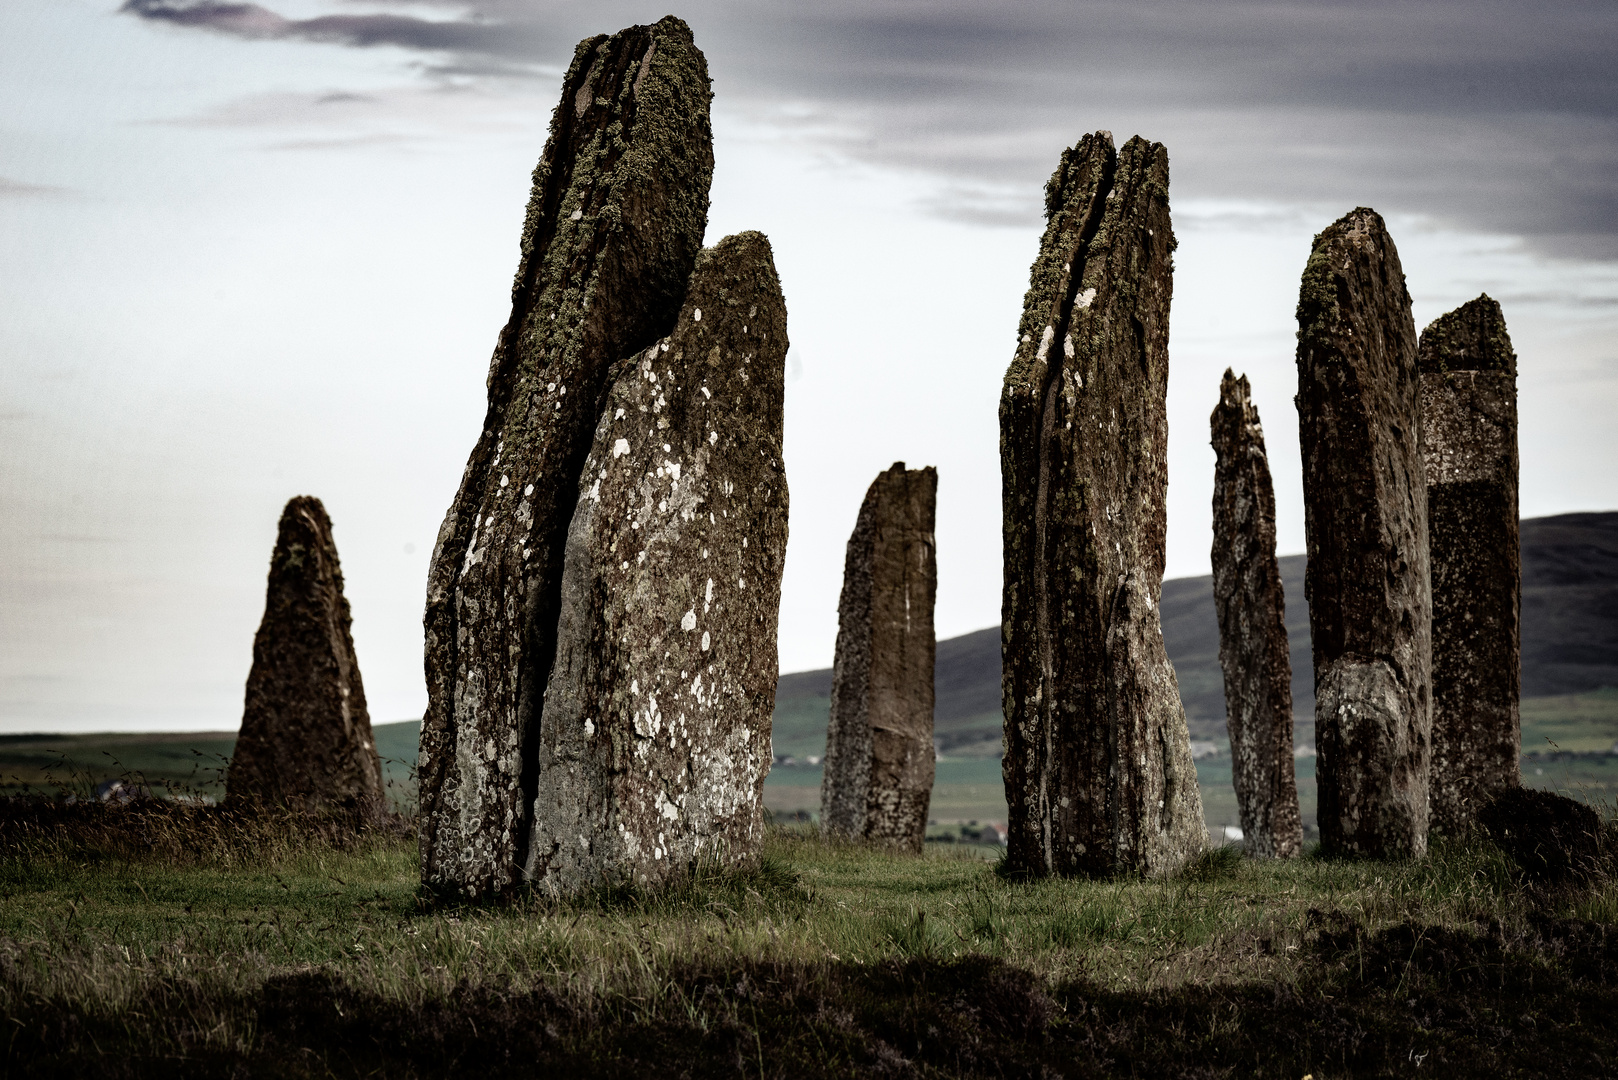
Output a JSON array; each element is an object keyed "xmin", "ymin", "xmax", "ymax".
[
  {"xmin": 1295, "ymin": 207, "xmax": 1431, "ymax": 859},
  {"xmin": 1210, "ymin": 371, "xmax": 1302, "ymax": 858},
  {"xmin": 418, "ymin": 18, "xmax": 714, "ymax": 899},
  {"xmin": 820, "ymin": 462, "xmax": 938, "ymax": 852},
  {"xmin": 522, "ymin": 232, "xmax": 788, "ymax": 894},
  {"xmin": 228, "ymin": 497, "xmax": 382, "ymax": 810},
  {"xmin": 1420, "ymin": 295, "xmax": 1520, "ymax": 835},
  {"xmin": 1000, "ymin": 131, "xmax": 1207, "ymax": 878}
]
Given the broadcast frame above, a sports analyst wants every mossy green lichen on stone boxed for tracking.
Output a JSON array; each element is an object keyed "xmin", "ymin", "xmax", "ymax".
[
  {"xmin": 419, "ymin": 17, "xmax": 715, "ymax": 901},
  {"xmin": 1000, "ymin": 132, "xmax": 1206, "ymax": 880}
]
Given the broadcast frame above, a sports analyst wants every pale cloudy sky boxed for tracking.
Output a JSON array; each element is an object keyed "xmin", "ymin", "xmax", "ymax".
[{"xmin": 2, "ymin": 0, "xmax": 1615, "ymax": 732}]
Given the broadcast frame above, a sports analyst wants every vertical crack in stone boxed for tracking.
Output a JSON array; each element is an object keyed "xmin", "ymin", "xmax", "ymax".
[
  {"xmin": 1000, "ymin": 133, "xmax": 1207, "ymax": 878},
  {"xmin": 228, "ymin": 497, "xmax": 381, "ymax": 811},
  {"xmin": 1294, "ymin": 207, "xmax": 1431, "ymax": 860},
  {"xmin": 1210, "ymin": 370, "xmax": 1302, "ymax": 858},
  {"xmin": 822, "ymin": 463, "xmax": 938, "ymax": 853},
  {"xmin": 1419, "ymin": 295, "xmax": 1520, "ymax": 836},
  {"xmin": 419, "ymin": 17, "xmax": 714, "ymax": 899},
  {"xmin": 521, "ymin": 231, "xmax": 788, "ymax": 895}
]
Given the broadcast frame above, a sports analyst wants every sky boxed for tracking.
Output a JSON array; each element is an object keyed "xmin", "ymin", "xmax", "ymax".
[{"xmin": 2, "ymin": 0, "xmax": 1615, "ymax": 733}]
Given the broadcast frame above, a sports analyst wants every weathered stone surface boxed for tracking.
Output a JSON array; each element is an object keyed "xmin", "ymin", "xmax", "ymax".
[
  {"xmin": 1000, "ymin": 131, "xmax": 1207, "ymax": 878},
  {"xmin": 821, "ymin": 463, "xmax": 938, "ymax": 852},
  {"xmin": 1294, "ymin": 207, "xmax": 1431, "ymax": 860},
  {"xmin": 522, "ymin": 231, "xmax": 788, "ymax": 894},
  {"xmin": 1210, "ymin": 371, "xmax": 1302, "ymax": 858},
  {"xmin": 419, "ymin": 18, "xmax": 714, "ymax": 899},
  {"xmin": 1419, "ymin": 295, "xmax": 1521, "ymax": 835},
  {"xmin": 228, "ymin": 497, "xmax": 381, "ymax": 809}
]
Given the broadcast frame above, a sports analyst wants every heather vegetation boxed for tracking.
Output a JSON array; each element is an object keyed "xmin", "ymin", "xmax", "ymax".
[{"xmin": 2, "ymin": 800, "xmax": 1614, "ymax": 1077}]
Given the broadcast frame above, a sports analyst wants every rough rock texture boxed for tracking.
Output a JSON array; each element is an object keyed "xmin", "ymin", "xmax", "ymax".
[
  {"xmin": 228, "ymin": 497, "xmax": 381, "ymax": 809},
  {"xmin": 1294, "ymin": 207, "xmax": 1431, "ymax": 860},
  {"xmin": 1478, "ymin": 788, "xmax": 1600, "ymax": 883},
  {"xmin": 1000, "ymin": 132, "xmax": 1207, "ymax": 878},
  {"xmin": 522, "ymin": 231, "xmax": 788, "ymax": 894},
  {"xmin": 419, "ymin": 18, "xmax": 715, "ymax": 899},
  {"xmin": 1210, "ymin": 371, "xmax": 1303, "ymax": 858},
  {"xmin": 1419, "ymin": 296, "xmax": 1521, "ymax": 836},
  {"xmin": 820, "ymin": 463, "xmax": 938, "ymax": 852}
]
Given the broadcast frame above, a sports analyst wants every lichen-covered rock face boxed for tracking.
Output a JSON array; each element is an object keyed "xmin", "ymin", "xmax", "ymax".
[
  {"xmin": 1000, "ymin": 131, "xmax": 1207, "ymax": 878},
  {"xmin": 1294, "ymin": 207, "xmax": 1431, "ymax": 860},
  {"xmin": 522, "ymin": 231, "xmax": 788, "ymax": 894},
  {"xmin": 1210, "ymin": 371, "xmax": 1302, "ymax": 859},
  {"xmin": 821, "ymin": 463, "xmax": 938, "ymax": 853},
  {"xmin": 419, "ymin": 17, "xmax": 714, "ymax": 900},
  {"xmin": 1419, "ymin": 295, "xmax": 1520, "ymax": 836},
  {"xmin": 228, "ymin": 497, "xmax": 381, "ymax": 810}
]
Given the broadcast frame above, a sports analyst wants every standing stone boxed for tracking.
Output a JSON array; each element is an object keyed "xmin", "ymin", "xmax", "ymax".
[
  {"xmin": 1294, "ymin": 207, "xmax": 1431, "ymax": 860},
  {"xmin": 1000, "ymin": 132, "xmax": 1207, "ymax": 878},
  {"xmin": 228, "ymin": 497, "xmax": 382, "ymax": 809},
  {"xmin": 820, "ymin": 463, "xmax": 938, "ymax": 852},
  {"xmin": 1419, "ymin": 295, "xmax": 1520, "ymax": 835},
  {"xmin": 522, "ymin": 232, "xmax": 789, "ymax": 894},
  {"xmin": 419, "ymin": 18, "xmax": 714, "ymax": 899},
  {"xmin": 1210, "ymin": 371, "xmax": 1303, "ymax": 858}
]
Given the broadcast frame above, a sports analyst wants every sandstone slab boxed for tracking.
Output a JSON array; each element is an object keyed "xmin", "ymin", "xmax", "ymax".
[
  {"xmin": 821, "ymin": 463, "xmax": 938, "ymax": 852},
  {"xmin": 522, "ymin": 231, "xmax": 788, "ymax": 893},
  {"xmin": 1294, "ymin": 207, "xmax": 1431, "ymax": 860},
  {"xmin": 228, "ymin": 496, "xmax": 381, "ymax": 809},
  {"xmin": 1210, "ymin": 370, "xmax": 1302, "ymax": 858},
  {"xmin": 419, "ymin": 17, "xmax": 714, "ymax": 899},
  {"xmin": 1420, "ymin": 295, "xmax": 1520, "ymax": 835},
  {"xmin": 1000, "ymin": 132, "xmax": 1207, "ymax": 878}
]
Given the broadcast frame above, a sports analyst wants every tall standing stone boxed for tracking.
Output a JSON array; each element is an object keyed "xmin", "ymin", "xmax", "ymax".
[
  {"xmin": 1295, "ymin": 207, "xmax": 1431, "ymax": 860},
  {"xmin": 1210, "ymin": 371, "xmax": 1302, "ymax": 858},
  {"xmin": 1419, "ymin": 295, "xmax": 1520, "ymax": 835},
  {"xmin": 419, "ymin": 18, "xmax": 715, "ymax": 899},
  {"xmin": 1000, "ymin": 132, "xmax": 1207, "ymax": 878},
  {"xmin": 228, "ymin": 497, "xmax": 382, "ymax": 809},
  {"xmin": 820, "ymin": 463, "xmax": 938, "ymax": 852},
  {"xmin": 523, "ymin": 232, "xmax": 789, "ymax": 893}
]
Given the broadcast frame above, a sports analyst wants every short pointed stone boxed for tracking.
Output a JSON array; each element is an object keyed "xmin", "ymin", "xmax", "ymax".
[
  {"xmin": 1294, "ymin": 207, "xmax": 1432, "ymax": 860},
  {"xmin": 228, "ymin": 497, "xmax": 381, "ymax": 809},
  {"xmin": 821, "ymin": 463, "xmax": 938, "ymax": 853},
  {"xmin": 418, "ymin": 17, "xmax": 715, "ymax": 899},
  {"xmin": 1420, "ymin": 294, "xmax": 1520, "ymax": 835},
  {"xmin": 1000, "ymin": 132, "xmax": 1207, "ymax": 878},
  {"xmin": 1210, "ymin": 370, "xmax": 1303, "ymax": 858},
  {"xmin": 522, "ymin": 231, "xmax": 789, "ymax": 894}
]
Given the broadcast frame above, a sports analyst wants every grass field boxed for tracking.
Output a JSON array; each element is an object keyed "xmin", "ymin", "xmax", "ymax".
[{"xmin": 2, "ymin": 801, "xmax": 1615, "ymax": 1077}]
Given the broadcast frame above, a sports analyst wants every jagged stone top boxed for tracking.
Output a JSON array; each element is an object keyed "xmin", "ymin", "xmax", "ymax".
[
  {"xmin": 1004, "ymin": 131, "xmax": 1172, "ymax": 400},
  {"xmin": 1418, "ymin": 293, "xmax": 1517, "ymax": 376},
  {"xmin": 1211, "ymin": 368, "xmax": 1264, "ymax": 450},
  {"xmin": 1296, "ymin": 207, "xmax": 1414, "ymax": 362}
]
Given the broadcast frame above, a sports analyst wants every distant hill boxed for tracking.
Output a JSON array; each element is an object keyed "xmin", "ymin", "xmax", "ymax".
[{"xmin": 771, "ymin": 511, "xmax": 1618, "ymax": 758}]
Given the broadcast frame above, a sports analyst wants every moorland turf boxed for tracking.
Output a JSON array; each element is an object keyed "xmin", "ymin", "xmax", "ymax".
[{"xmin": 1, "ymin": 802, "xmax": 1614, "ymax": 1078}]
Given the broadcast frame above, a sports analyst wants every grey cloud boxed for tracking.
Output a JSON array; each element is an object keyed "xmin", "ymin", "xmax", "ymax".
[
  {"xmin": 0, "ymin": 176, "xmax": 69, "ymax": 197},
  {"xmin": 122, "ymin": 0, "xmax": 1618, "ymax": 257}
]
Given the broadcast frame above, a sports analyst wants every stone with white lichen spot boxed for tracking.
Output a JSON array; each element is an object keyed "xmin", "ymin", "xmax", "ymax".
[
  {"xmin": 523, "ymin": 230, "xmax": 789, "ymax": 896},
  {"xmin": 418, "ymin": 16, "xmax": 716, "ymax": 901}
]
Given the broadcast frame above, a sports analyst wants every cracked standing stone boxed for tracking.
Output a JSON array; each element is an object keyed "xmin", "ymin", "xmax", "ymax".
[
  {"xmin": 1000, "ymin": 131, "xmax": 1208, "ymax": 878},
  {"xmin": 1419, "ymin": 295, "xmax": 1520, "ymax": 835},
  {"xmin": 522, "ymin": 231, "xmax": 788, "ymax": 894},
  {"xmin": 419, "ymin": 18, "xmax": 715, "ymax": 899},
  {"xmin": 1210, "ymin": 371, "xmax": 1302, "ymax": 858},
  {"xmin": 1295, "ymin": 207, "xmax": 1431, "ymax": 860},
  {"xmin": 820, "ymin": 463, "xmax": 938, "ymax": 853},
  {"xmin": 228, "ymin": 497, "xmax": 381, "ymax": 810}
]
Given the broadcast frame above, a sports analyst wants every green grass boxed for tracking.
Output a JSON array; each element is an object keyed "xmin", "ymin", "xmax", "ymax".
[{"xmin": 3, "ymin": 800, "xmax": 1616, "ymax": 1077}]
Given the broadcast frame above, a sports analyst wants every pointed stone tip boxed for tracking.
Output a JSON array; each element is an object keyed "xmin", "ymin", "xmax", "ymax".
[{"xmin": 1418, "ymin": 292, "xmax": 1515, "ymax": 375}]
